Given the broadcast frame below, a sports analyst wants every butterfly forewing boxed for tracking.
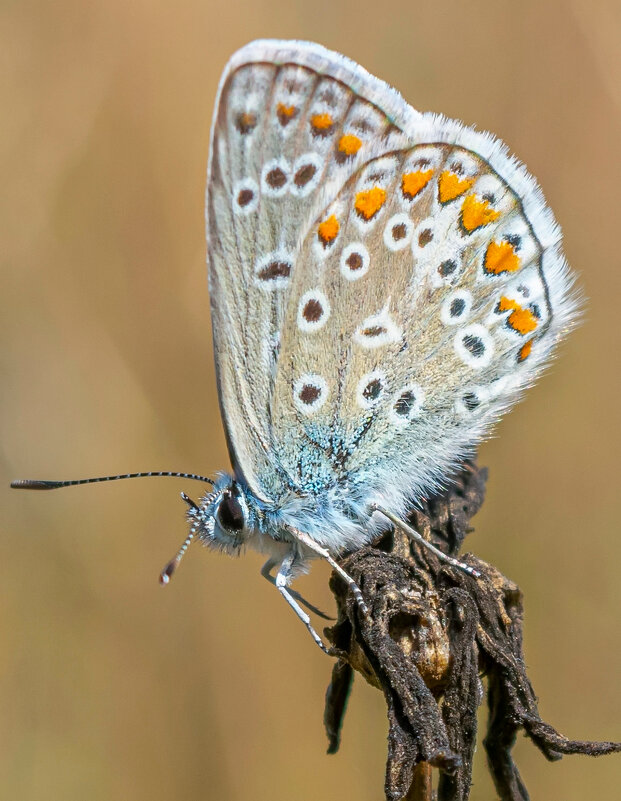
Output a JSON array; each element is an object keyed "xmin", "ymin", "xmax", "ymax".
[{"xmin": 206, "ymin": 40, "xmax": 415, "ymax": 500}]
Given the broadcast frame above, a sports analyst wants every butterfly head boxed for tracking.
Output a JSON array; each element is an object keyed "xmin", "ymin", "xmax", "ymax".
[{"xmin": 191, "ymin": 475, "xmax": 253, "ymax": 555}]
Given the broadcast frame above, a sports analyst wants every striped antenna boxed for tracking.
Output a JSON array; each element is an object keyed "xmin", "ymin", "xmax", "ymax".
[{"xmin": 11, "ymin": 471, "xmax": 215, "ymax": 490}]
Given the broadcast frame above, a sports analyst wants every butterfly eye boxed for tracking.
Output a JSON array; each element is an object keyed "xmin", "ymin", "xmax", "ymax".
[{"xmin": 217, "ymin": 490, "xmax": 246, "ymax": 532}]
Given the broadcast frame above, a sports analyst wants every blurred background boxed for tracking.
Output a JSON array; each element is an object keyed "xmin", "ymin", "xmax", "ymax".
[{"xmin": 3, "ymin": 1, "xmax": 620, "ymax": 799}]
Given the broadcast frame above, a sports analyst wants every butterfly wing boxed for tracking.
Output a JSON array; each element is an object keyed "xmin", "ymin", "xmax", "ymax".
[
  {"xmin": 259, "ymin": 65, "xmax": 578, "ymax": 525},
  {"xmin": 206, "ymin": 40, "xmax": 418, "ymax": 501},
  {"xmin": 207, "ymin": 40, "xmax": 578, "ymax": 528}
]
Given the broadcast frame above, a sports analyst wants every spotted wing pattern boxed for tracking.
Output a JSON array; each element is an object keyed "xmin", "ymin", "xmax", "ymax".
[
  {"xmin": 207, "ymin": 40, "xmax": 578, "ymax": 514},
  {"xmin": 270, "ymin": 137, "xmax": 577, "ymax": 513},
  {"xmin": 207, "ymin": 40, "xmax": 416, "ymax": 500}
]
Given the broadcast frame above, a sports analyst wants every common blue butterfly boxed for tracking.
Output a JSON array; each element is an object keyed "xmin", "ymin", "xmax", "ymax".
[{"xmin": 12, "ymin": 40, "xmax": 579, "ymax": 652}]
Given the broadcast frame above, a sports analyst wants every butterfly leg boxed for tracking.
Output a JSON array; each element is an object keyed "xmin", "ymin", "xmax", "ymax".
[
  {"xmin": 371, "ymin": 504, "xmax": 481, "ymax": 579},
  {"xmin": 260, "ymin": 559, "xmax": 333, "ymax": 620},
  {"xmin": 274, "ymin": 549, "xmax": 331, "ymax": 654},
  {"xmin": 287, "ymin": 528, "xmax": 369, "ymax": 616}
]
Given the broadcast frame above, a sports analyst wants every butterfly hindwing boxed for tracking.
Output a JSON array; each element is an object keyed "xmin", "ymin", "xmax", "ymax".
[{"xmin": 272, "ymin": 136, "xmax": 575, "ymax": 503}]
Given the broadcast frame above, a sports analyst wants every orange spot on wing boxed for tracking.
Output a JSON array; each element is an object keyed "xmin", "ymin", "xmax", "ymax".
[
  {"xmin": 484, "ymin": 241, "xmax": 520, "ymax": 274},
  {"xmin": 236, "ymin": 112, "xmax": 257, "ymax": 134},
  {"xmin": 311, "ymin": 113, "xmax": 334, "ymax": 133},
  {"xmin": 498, "ymin": 296, "xmax": 519, "ymax": 313},
  {"xmin": 518, "ymin": 340, "xmax": 533, "ymax": 362},
  {"xmin": 461, "ymin": 195, "xmax": 500, "ymax": 232},
  {"xmin": 402, "ymin": 169, "xmax": 434, "ymax": 199},
  {"xmin": 438, "ymin": 171, "xmax": 474, "ymax": 203},
  {"xmin": 507, "ymin": 307, "xmax": 538, "ymax": 334},
  {"xmin": 354, "ymin": 187, "xmax": 387, "ymax": 220},
  {"xmin": 498, "ymin": 296, "xmax": 538, "ymax": 335},
  {"xmin": 338, "ymin": 134, "xmax": 362, "ymax": 156},
  {"xmin": 277, "ymin": 103, "xmax": 296, "ymax": 125},
  {"xmin": 318, "ymin": 215, "xmax": 340, "ymax": 245}
]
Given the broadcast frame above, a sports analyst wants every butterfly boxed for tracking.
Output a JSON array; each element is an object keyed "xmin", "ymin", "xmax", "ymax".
[{"xmin": 13, "ymin": 40, "xmax": 579, "ymax": 652}]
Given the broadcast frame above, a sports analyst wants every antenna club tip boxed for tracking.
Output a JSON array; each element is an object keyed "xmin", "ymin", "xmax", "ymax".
[
  {"xmin": 159, "ymin": 561, "xmax": 177, "ymax": 585},
  {"xmin": 11, "ymin": 479, "xmax": 60, "ymax": 490}
]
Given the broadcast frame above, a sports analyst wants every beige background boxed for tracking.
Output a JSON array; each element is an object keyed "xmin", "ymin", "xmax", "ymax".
[{"xmin": 3, "ymin": 1, "xmax": 620, "ymax": 799}]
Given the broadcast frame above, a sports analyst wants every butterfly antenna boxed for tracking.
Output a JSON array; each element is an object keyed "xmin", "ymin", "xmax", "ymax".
[
  {"xmin": 10, "ymin": 471, "xmax": 215, "ymax": 490},
  {"xmin": 159, "ymin": 495, "xmax": 199, "ymax": 586}
]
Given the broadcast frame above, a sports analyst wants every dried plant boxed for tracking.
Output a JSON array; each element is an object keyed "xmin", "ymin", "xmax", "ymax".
[{"xmin": 324, "ymin": 464, "xmax": 620, "ymax": 801}]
